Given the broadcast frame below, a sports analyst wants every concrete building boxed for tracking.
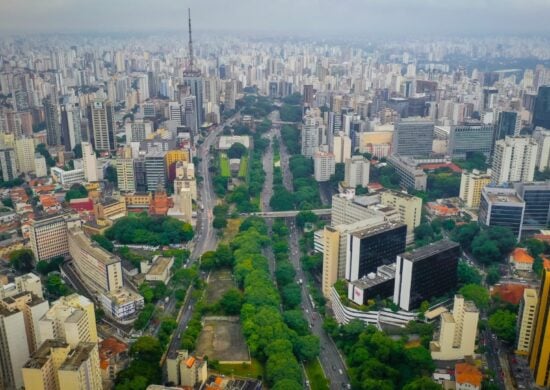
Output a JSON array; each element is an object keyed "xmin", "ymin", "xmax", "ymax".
[
  {"xmin": 448, "ymin": 123, "xmax": 494, "ymax": 158},
  {"xmin": 393, "ymin": 118, "xmax": 434, "ymax": 157},
  {"xmin": 29, "ymin": 213, "xmax": 81, "ymax": 261},
  {"xmin": 0, "ymin": 273, "xmax": 43, "ymax": 300},
  {"xmin": 142, "ymin": 255, "xmax": 174, "ymax": 284},
  {"xmin": 125, "ymin": 120, "xmax": 153, "ymax": 143},
  {"xmin": 44, "ymin": 96, "xmax": 61, "ymax": 147},
  {"xmin": 115, "ymin": 146, "xmax": 135, "ymax": 192},
  {"xmin": 169, "ymin": 186, "xmax": 193, "ymax": 222},
  {"xmin": 145, "ymin": 150, "xmax": 167, "ymax": 191},
  {"xmin": 380, "ymin": 189, "xmax": 422, "ymax": 243},
  {"xmin": 81, "ymin": 142, "xmax": 98, "ymax": 182},
  {"xmin": 394, "ymin": 240, "xmax": 460, "ymax": 311},
  {"xmin": 344, "ymin": 156, "xmax": 369, "ymax": 188},
  {"xmin": 533, "ymin": 127, "xmax": 550, "ymax": 172},
  {"xmin": 34, "ymin": 153, "xmax": 48, "ymax": 178},
  {"xmin": 333, "ymin": 132, "xmax": 351, "ymax": 163},
  {"xmin": 93, "ymin": 197, "xmax": 127, "ymax": 222},
  {"xmin": 514, "ymin": 181, "xmax": 550, "ymax": 232},
  {"xmin": 530, "ymin": 264, "xmax": 550, "ymax": 387},
  {"xmin": 14, "ymin": 137, "xmax": 36, "ymax": 174},
  {"xmin": 87, "ymin": 99, "xmax": 115, "ymax": 152},
  {"xmin": 347, "ymin": 264, "xmax": 397, "ymax": 305},
  {"xmin": 0, "ymin": 292, "xmax": 49, "ymax": 390},
  {"xmin": 491, "ymin": 136, "xmax": 538, "ymax": 185},
  {"xmin": 39, "ymin": 294, "xmax": 98, "ymax": 348},
  {"xmin": 459, "ymin": 169, "xmax": 491, "ymax": 209},
  {"xmin": 68, "ymin": 227, "xmax": 123, "ymax": 294},
  {"xmin": 509, "ymin": 248, "xmax": 534, "ymax": 272},
  {"xmin": 517, "ymin": 288, "xmax": 537, "ymax": 355},
  {"xmin": 166, "ymin": 350, "xmax": 208, "ymax": 388},
  {"xmin": 387, "ymin": 155, "xmax": 427, "ymax": 191},
  {"xmin": 60, "ymin": 102, "xmax": 82, "ymax": 151},
  {"xmin": 165, "ymin": 149, "xmax": 190, "ymax": 177},
  {"xmin": 99, "ymin": 289, "xmax": 144, "ymax": 323},
  {"xmin": 0, "ymin": 148, "xmax": 18, "ymax": 181},
  {"xmin": 51, "ymin": 167, "xmax": 85, "ymax": 186},
  {"xmin": 173, "ymin": 161, "xmax": 197, "ymax": 200},
  {"xmin": 22, "ymin": 339, "xmax": 102, "ymax": 390},
  {"xmin": 478, "ymin": 187, "xmax": 525, "ymax": 240},
  {"xmin": 430, "ymin": 295, "xmax": 479, "ymax": 361},
  {"xmin": 313, "ymin": 148, "xmax": 335, "ymax": 182},
  {"xmin": 301, "ymin": 109, "xmax": 325, "ymax": 157}
]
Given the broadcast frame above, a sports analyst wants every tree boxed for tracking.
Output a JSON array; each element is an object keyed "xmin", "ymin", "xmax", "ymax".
[
  {"xmin": 271, "ymin": 379, "xmax": 303, "ymax": 390},
  {"xmin": 227, "ymin": 142, "xmax": 248, "ymax": 159},
  {"xmin": 72, "ymin": 143, "xmax": 82, "ymax": 158},
  {"xmin": 472, "ymin": 239, "xmax": 501, "ymax": 265},
  {"xmin": 139, "ymin": 284, "xmax": 154, "ymax": 303},
  {"xmin": 294, "ymin": 335, "xmax": 320, "ymax": 362},
  {"xmin": 283, "ymin": 310, "xmax": 309, "ymax": 336},
  {"xmin": 457, "ymin": 261, "xmax": 482, "ymax": 285},
  {"xmin": 91, "ymin": 234, "xmax": 114, "ymax": 252},
  {"xmin": 219, "ymin": 288, "xmax": 244, "ymax": 315},
  {"xmin": 35, "ymin": 143, "xmax": 55, "ymax": 167},
  {"xmin": 36, "ymin": 256, "xmax": 64, "ymax": 275},
  {"xmin": 486, "ymin": 265, "xmax": 501, "ymax": 285},
  {"xmin": 451, "ymin": 223, "xmax": 480, "ymax": 252},
  {"xmin": 488, "ymin": 309, "xmax": 517, "ymax": 344},
  {"xmin": 65, "ymin": 184, "xmax": 88, "ymax": 202},
  {"xmin": 403, "ymin": 377, "xmax": 442, "ymax": 390},
  {"xmin": 105, "ymin": 165, "xmax": 118, "ymax": 184},
  {"xmin": 46, "ymin": 274, "xmax": 71, "ymax": 298},
  {"xmin": 296, "ymin": 210, "xmax": 318, "ymax": 229},
  {"xmin": 281, "ymin": 284, "xmax": 302, "ymax": 308},
  {"xmin": 9, "ymin": 249, "xmax": 34, "ymax": 272},
  {"xmin": 459, "ymin": 284, "xmax": 490, "ymax": 309},
  {"xmin": 130, "ymin": 336, "xmax": 163, "ymax": 363},
  {"xmin": 275, "ymin": 262, "xmax": 296, "ymax": 286}
]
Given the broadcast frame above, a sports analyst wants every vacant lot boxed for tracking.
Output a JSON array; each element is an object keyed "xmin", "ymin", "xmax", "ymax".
[
  {"xmin": 195, "ymin": 317, "xmax": 250, "ymax": 363},
  {"xmin": 206, "ymin": 269, "xmax": 235, "ymax": 304}
]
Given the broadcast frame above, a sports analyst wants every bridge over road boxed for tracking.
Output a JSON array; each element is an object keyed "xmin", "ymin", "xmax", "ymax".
[{"xmin": 243, "ymin": 209, "xmax": 331, "ymax": 218}]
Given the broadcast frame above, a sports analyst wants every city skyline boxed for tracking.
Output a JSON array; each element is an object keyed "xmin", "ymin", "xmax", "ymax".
[{"xmin": 2, "ymin": 0, "xmax": 550, "ymax": 35}]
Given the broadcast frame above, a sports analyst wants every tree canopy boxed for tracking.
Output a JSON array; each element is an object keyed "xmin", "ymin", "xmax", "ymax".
[
  {"xmin": 9, "ymin": 249, "xmax": 34, "ymax": 272},
  {"xmin": 65, "ymin": 184, "xmax": 88, "ymax": 202}
]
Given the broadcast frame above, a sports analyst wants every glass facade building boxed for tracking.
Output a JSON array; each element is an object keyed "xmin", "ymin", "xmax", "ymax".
[{"xmin": 479, "ymin": 187, "xmax": 525, "ymax": 240}]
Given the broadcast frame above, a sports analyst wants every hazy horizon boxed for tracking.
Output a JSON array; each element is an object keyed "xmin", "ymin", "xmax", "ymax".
[{"xmin": 2, "ymin": 0, "xmax": 550, "ymax": 35}]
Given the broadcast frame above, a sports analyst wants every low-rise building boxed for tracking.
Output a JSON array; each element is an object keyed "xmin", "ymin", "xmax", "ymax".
[
  {"xmin": 455, "ymin": 362, "xmax": 482, "ymax": 390},
  {"xmin": 510, "ymin": 248, "xmax": 534, "ymax": 272},
  {"xmin": 387, "ymin": 155, "xmax": 427, "ymax": 191},
  {"xmin": 142, "ymin": 255, "xmax": 174, "ymax": 284}
]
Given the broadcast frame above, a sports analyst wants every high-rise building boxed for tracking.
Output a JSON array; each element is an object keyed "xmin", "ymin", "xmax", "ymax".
[
  {"xmin": 491, "ymin": 136, "xmax": 538, "ymax": 185},
  {"xmin": 301, "ymin": 109, "xmax": 325, "ymax": 157},
  {"xmin": 34, "ymin": 153, "xmax": 48, "ymax": 178},
  {"xmin": 182, "ymin": 95, "xmax": 199, "ymax": 136},
  {"xmin": 87, "ymin": 99, "xmax": 115, "ymax": 152},
  {"xmin": 125, "ymin": 120, "xmax": 152, "ymax": 143},
  {"xmin": 393, "ymin": 240, "xmax": 460, "ymax": 311},
  {"xmin": 514, "ymin": 181, "xmax": 550, "ymax": 232},
  {"xmin": 533, "ymin": 127, "xmax": 550, "ymax": 172},
  {"xmin": 333, "ymin": 132, "xmax": 351, "ymax": 163},
  {"xmin": 380, "ymin": 189, "xmax": 422, "ymax": 242},
  {"xmin": 22, "ymin": 340, "xmax": 102, "ymax": 390},
  {"xmin": 430, "ymin": 295, "xmax": 479, "ymax": 360},
  {"xmin": 517, "ymin": 288, "xmax": 538, "ymax": 355},
  {"xmin": 533, "ymin": 86, "xmax": 550, "ymax": 129},
  {"xmin": 313, "ymin": 148, "xmax": 335, "ymax": 182},
  {"xmin": 494, "ymin": 111, "xmax": 521, "ymax": 141},
  {"xmin": 344, "ymin": 156, "xmax": 370, "ymax": 188},
  {"xmin": 393, "ymin": 118, "xmax": 434, "ymax": 157},
  {"xmin": 115, "ymin": 146, "xmax": 135, "ymax": 192},
  {"xmin": 303, "ymin": 84, "xmax": 314, "ymax": 106},
  {"xmin": 0, "ymin": 273, "xmax": 43, "ymax": 300},
  {"xmin": 14, "ymin": 137, "xmax": 36, "ymax": 174},
  {"xmin": 459, "ymin": 169, "xmax": 492, "ymax": 209},
  {"xmin": 38, "ymin": 294, "xmax": 98, "ymax": 348},
  {"xmin": 345, "ymin": 221, "xmax": 407, "ymax": 281},
  {"xmin": 448, "ymin": 123, "xmax": 494, "ymax": 158},
  {"xmin": 133, "ymin": 159, "xmax": 147, "ymax": 192},
  {"xmin": 44, "ymin": 97, "xmax": 61, "ymax": 147},
  {"xmin": 165, "ymin": 149, "xmax": 190, "ymax": 178},
  {"xmin": 60, "ymin": 102, "xmax": 81, "ymax": 151},
  {"xmin": 530, "ymin": 264, "xmax": 550, "ymax": 386},
  {"xmin": 478, "ymin": 187, "xmax": 525, "ymax": 240},
  {"xmin": 29, "ymin": 213, "xmax": 80, "ymax": 261},
  {"xmin": 81, "ymin": 142, "xmax": 98, "ymax": 182},
  {"xmin": 386, "ymin": 155, "xmax": 428, "ymax": 191},
  {"xmin": 145, "ymin": 150, "xmax": 167, "ymax": 191},
  {"xmin": 0, "ymin": 292, "xmax": 49, "ymax": 390},
  {"xmin": 168, "ymin": 102, "xmax": 183, "ymax": 125},
  {"xmin": 0, "ymin": 147, "xmax": 18, "ymax": 181}
]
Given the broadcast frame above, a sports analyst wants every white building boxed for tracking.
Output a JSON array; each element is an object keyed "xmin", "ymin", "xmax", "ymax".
[
  {"xmin": 344, "ymin": 155, "xmax": 370, "ymax": 188},
  {"xmin": 533, "ymin": 127, "xmax": 550, "ymax": 172},
  {"xmin": 34, "ymin": 153, "xmax": 47, "ymax": 177},
  {"xmin": 313, "ymin": 148, "xmax": 335, "ymax": 182},
  {"xmin": 333, "ymin": 132, "xmax": 351, "ymax": 163},
  {"xmin": 302, "ymin": 109, "xmax": 325, "ymax": 157},
  {"xmin": 51, "ymin": 167, "xmax": 85, "ymax": 186},
  {"xmin": 82, "ymin": 141, "xmax": 98, "ymax": 182},
  {"xmin": 491, "ymin": 136, "xmax": 538, "ymax": 184},
  {"xmin": 125, "ymin": 120, "xmax": 153, "ymax": 143}
]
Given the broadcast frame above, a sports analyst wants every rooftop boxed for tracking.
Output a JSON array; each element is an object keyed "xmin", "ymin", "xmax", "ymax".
[
  {"xmin": 23, "ymin": 339, "xmax": 70, "ymax": 369},
  {"xmin": 350, "ymin": 221, "xmax": 406, "ymax": 239},
  {"xmin": 511, "ymin": 248, "xmax": 534, "ymax": 264},
  {"xmin": 400, "ymin": 240, "xmax": 459, "ymax": 262},
  {"xmin": 455, "ymin": 362, "xmax": 482, "ymax": 387},
  {"xmin": 148, "ymin": 256, "xmax": 173, "ymax": 276},
  {"xmin": 68, "ymin": 227, "xmax": 120, "ymax": 266},
  {"xmin": 60, "ymin": 342, "xmax": 97, "ymax": 371}
]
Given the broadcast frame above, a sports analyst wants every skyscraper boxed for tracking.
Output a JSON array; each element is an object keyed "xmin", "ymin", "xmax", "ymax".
[
  {"xmin": 183, "ymin": 9, "xmax": 204, "ymax": 128},
  {"xmin": 0, "ymin": 148, "xmax": 18, "ymax": 181},
  {"xmin": 87, "ymin": 99, "xmax": 115, "ymax": 152},
  {"xmin": 448, "ymin": 123, "xmax": 494, "ymax": 158},
  {"xmin": 491, "ymin": 136, "xmax": 538, "ymax": 184},
  {"xmin": 533, "ymin": 86, "xmax": 550, "ymax": 129},
  {"xmin": 81, "ymin": 142, "xmax": 98, "ymax": 182},
  {"xmin": 529, "ymin": 263, "xmax": 550, "ymax": 387},
  {"xmin": 344, "ymin": 155, "xmax": 370, "ymax": 188},
  {"xmin": 43, "ymin": 96, "xmax": 61, "ymax": 147},
  {"xmin": 494, "ymin": 111, "xmax": 521, "ymax": 141},
  {"xmin": 478, "ymin": 187, "xmax": 525, "ymax": 240},
  {"xmin": 392, "ymin": 118, "xmax": 434, "ymax": 157},
  {"xmin": 60, "ymin": 101, "xmax": 82, "ymax": 151},
  {"xmin": 301, "ymin": 109, "xmax": 325, "ymax": 157}
]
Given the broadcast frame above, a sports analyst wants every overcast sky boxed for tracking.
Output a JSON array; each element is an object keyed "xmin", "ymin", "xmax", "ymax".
[{"xmin": 1, "ymin": 0, "xmax": 550, "ymax": 35}]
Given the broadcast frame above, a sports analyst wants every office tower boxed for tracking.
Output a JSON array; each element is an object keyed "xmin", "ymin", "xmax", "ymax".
[
  {"xmin": 0, "ymin": 147, "xmax": 18, "ymax": 181},
  {"xmin": 68, "ymin": 228, "xmax": 123, "ymax": 294},
  {"xmin": 344, "ymin": 155, "xmax": 370, "ymax": 188},
  {"xmin": 430, "ymin": 295, "xmax": 479, "ymax": 360},
  {"xmin": 533, "ymin": 128, "xmax": 550, "ymax": 171},
  {"xmin": 303, "ymin": 84, "xmax": 314, "ymax": 106},
  {"xmin": 168, "ymin": 102, "xmax": 183, "ymax": 125},
  {"xmin": 60, "ymin": 102, "xmax": 81, "ymax": 151},
  {"xmin": 333, "ymin": 132, "xmax": 351, "ymax": 163},
  {"xmin": 313, "ymin": 148, "xmax": 335, "ymax": 182},
  {"xmin": 183, "ymin": 95, "xmax": 199, "ymax": 136},
  {"xmin": 81, "ymin": 142, "xmax": 98, "ymax": 182},
  {"xmin": 44, "ymin": 97, "xmax": 61, "ymax": 147},
  {"xmin": 533, "ymin": 86, "xmax": 550, "ymax": 129},
  {"xmin": 517, "ymin": 288, "xmax": 538, "ymax": 355},
  {"xmin": 115, "ymin": 146, "xmax": 135, "ymax": 192},
  {"xmin": 491, "ymin": 136, "xmax": 538, "ymax": 184},
  {"xmin": 380, "ymin": 190, "xmax": 422, "ymax": 242},
  {"xmin": 478, "ymin": 187, "xmax": 525, "ymax": 240},
  {"xmin": 393, "ymin": 240, "xmax": 460, "ymax": 311},
  {"xmin": 165, "ymin": 149, "xmax": 190, "ymax": 179},
  {"xmin": 14, "ymin": 137, "xmax": 36, "ymax": 174},
  {"xmin": 29, "ymin": 213, "xmax": 80, "ymax": 261},
  {"xmin": 459, "ymin": 169, "xmax": 492, "ymax": 209},
  {"xmin": 495, "ymin": 111, "xmax": 521, "ymax": 141},
  {"xmin": 125, "ymin": 119, "xmax": 152, "ymax": 143},
  {"xmin": 224, "ymin": 80, "xmax": 236, "ymax": 111},
  {"xmin": 133, "ymin": 159, "xmax": 147, "ymax": 192},
  {"xmin": 530, "ymin": 263, "xmax": 550, "ymax": 386},
  {"xmin": 145, "ymin": 150, "xmax": 167, "ymax": 191},
  {"xmin": 448, "ymin": 123, "xmax": 494, "ymax": 158},
  {"xmin": 386, "ymin": 155, "xmax": 428, "ymax": 191},
  {"xmin": 393, "ymin": 118, "xmax": 434, "ymax": 157},
  {"xmin": 302, "ymin": 110, "xmax": 325, "ymax": 157},
  {"xmin": 87, "ymin": 99, "xmax": 115, "ymax": 152},
  {"xmin": 0, "ymin": 292, "xmax": 49, "ymax": 390},
  {"xmin": 22, "ymin": 340, "xmax": 102, "ymax": 390},
  {"xmin": 514, "ymin": 181, "xmax": 550, "ymax": 231},
  {"xmin": 345, "ymin": 221, "xmax": 406, "ymax": 281},
  {"xmin": 174, "ymin": 161, "xmax": 197, "ymax": 200}
]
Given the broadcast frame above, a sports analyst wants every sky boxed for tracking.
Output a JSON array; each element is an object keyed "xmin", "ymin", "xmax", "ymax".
[{"xmin": 1, "ymin": 0, "xmax": 550, "ymax": 35}]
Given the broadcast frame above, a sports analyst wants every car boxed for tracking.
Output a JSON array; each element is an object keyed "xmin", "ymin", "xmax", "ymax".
[{"xmin": 339, "ymin": 369, "xmax": 343, "ymax": 375}]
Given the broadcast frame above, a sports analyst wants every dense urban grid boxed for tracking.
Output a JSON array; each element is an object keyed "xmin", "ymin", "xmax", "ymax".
[{"xmin": 1, "ymin": 4, "xmax": 550, "ymax": 390}]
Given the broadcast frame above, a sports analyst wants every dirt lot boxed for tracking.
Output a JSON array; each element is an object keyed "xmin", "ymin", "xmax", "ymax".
[
  {"xmin": 195, "ymin": 317, "xmax": 250, "ymax": 363},
  {"xmin": 205, "ymin": 269, "xmax": 236, "ymax": 304}
]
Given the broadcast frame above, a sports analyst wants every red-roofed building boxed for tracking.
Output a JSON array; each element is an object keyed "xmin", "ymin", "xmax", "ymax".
[
  {"xmin": 492, "ymin": 283, "xmax": 527, "ymax": 305},
  {"xmin": 69, "ymin": 198, "xmax": 94, "ymax": 212},
  {"xmin": 99, "ymin": 337, "xmax": 128, "ymax": 383},
  {"xmin": 509, "ymin": 248, "xmax": 534, "ymax": 272},
  {"xmin": 418, "ymin": 162, "xmax": 463, "ymax": 173},
  {"xmin": 455, "ymin": 362, "xmax": 482, "ymax": 390}
]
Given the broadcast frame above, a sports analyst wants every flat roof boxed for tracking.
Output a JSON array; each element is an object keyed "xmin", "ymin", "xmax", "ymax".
[
  {"xmin": 60, "ymin": 342, "xmax": 96, "ymax": 371},
  {"xmin": 148, "ymin": 256, "xmax": 173, "ymax": 276},
  {"xmin": 68, "ymin": 227, "xmax": 120, "ymax": 266},
  {"xmin": 350, "ymin": 221, "xmax": 406, "ymax": 239},
  {"xmin": 401, "ymin": 240, "xmax": 459, "ymax": 262}
]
